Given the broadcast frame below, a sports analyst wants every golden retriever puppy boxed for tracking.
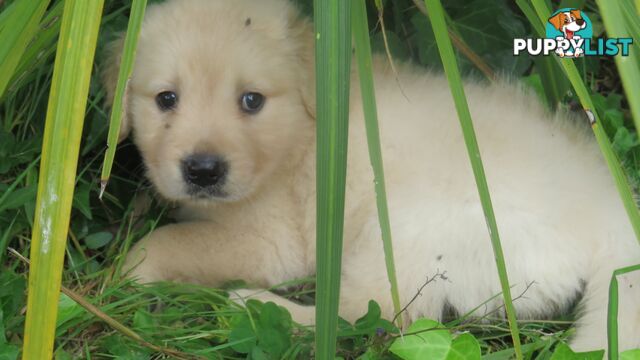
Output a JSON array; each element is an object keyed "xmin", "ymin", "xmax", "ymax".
[{"xmin": 104, "ymin": 0, "xmax": 640, "ymax": 352}]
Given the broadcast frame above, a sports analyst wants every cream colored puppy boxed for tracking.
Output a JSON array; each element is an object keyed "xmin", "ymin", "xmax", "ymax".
[{"xmin": 104, "ymin": 0, "xmax": 640, "ymax": 352}]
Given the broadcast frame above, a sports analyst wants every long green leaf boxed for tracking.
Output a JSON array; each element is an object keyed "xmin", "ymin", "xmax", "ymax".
[
  {"xmin": 515, "ymin": 0, "xmax": 545, "ymax": 36},
  {"xmin": 607, "ymin": 264, "xmax": 640, "ymax": 359},
  {"xmin": 0, "ymin": 0, "xmax": 50, "ymax": 99},
  {"xmin": 100, "ymin": 0, "xmax": 148, "ymax": 198},
  {"xmin": 8, "ymin": 1, "xmax": 64, "ymax": 95},
  {"xmin": 22, "ymin": 1, "xmax": 105, "ymax": 358},
  {"xmin": 620, "ymin": 2, "xmax": 640, "ymax": 52},
  {"xmin": 527, "ymin": 0, "xmax": 640, "ymax": 243},
  {"xmin": 351, "ymin": 0, "xmax": 403, "ymax": 327},
  {"xmin": 423, "ymin": 1, "xmax": 523, "ymax": 359},
  {"xmin": 595, "ymin": 0, "xmax": 640, "ymax": 132},
  {"xmin": 0, "ymin": 2, "xmax": 17, "ymax": 35},
  {"xmin": 314, "ymin": 0, "xmax": 352, "ymax": 358},
  {"xmin": 516, "ymin": 0, "xmax": 570, "ymax": 109}
]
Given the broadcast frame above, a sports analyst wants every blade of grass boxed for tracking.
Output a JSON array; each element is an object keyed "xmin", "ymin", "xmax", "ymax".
[
  {"xmin": 21, "ymin": 1, "xmax": 105, "ymax": 359},
  {"xmin": 411, "ymin": 0, "xmax": 496, "ymax": 82},
  {"xmin": 10, "ymin": 249, "xmax": 199, "ymax": 360},
  {"xmin": 527, "ymin": 0, "xmax": 640, "ymax": 243},
  {"xmin": 595, "ymin": 0, "xmax": 640, "ymax": 132},
  {"xmin": 533, "ymin": 55, "xmax": 570, "ymax": 109},
  {"xmin": 314, "ymin": 0, "xmax": 352, "ymax": 358},
  {"xmin": 620, "ymin": 1, "xmax": 640, "ymax": 50},
  {"xmin": 0, "ymin": 156, "xmax": 40, "ymax": 212},
  {"xmin": 8, "ymin": 1, "xmax": 63, "ymax": 95},
  {"xmin": 607, "ymin": 264, "xmax": 640, "ymax": 359},
  {"xmin": 515, "ymin": 0, "xmax": 545, "ymax": 36},
  {"xmin": 423, "ymin": 1, "xmax": 523, "ymax": 359},
  {"xmin": 351, "ymin": 0, "xmax": 403, "ymax": 328},
  {"xmin": 516, "ymin": 0, "xmax": 570, "ymax": 109},
  {"xmin": 0, "ymin": 1, "xmax": 17, "ymax": 33},
  {"xmin": 0, "ymin": 0, "xmax": 50, "ymax": 99},
  {"xmin": 100, "ymin": 0, "xmax": 148, "ymax": 198}
]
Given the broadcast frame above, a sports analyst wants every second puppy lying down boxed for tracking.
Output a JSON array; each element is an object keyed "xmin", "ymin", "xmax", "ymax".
[{"xmin": 103, "ymin": 0, "xmax": 640, "ymax": 352}]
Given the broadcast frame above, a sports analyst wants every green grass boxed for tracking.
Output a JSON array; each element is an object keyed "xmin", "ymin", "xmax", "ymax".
[
  {"xmin": 527, "ymin": 0, "xmax": 640, "ymax": 245},
  {"xmin": 423, "ymin": 1, "xmax": 523, "ymax": 359},
  {"xmin": 21, "ymin": 1, "xmax": 104, "ymax": 358},
  {"xmin": 1, "ymin": 0, "xmax": 640, "ymax": 359},
  {"xmin": 0, "ymin": 0, "xmax": 50, "ymax": 99},
  {"xmin": 608, "ymin": 264, "xmax": 640, "ymax": 359},
  {"xmin": 100, "ymin": 0, "xmax": 147, "ymax": 198},
  {"xmin": 351, "ymin": 0, "xmax": 403, "ymax": 328},
  {"xmin": 313, "ymin": 0, "xmax": 352, "ymax": 358}
]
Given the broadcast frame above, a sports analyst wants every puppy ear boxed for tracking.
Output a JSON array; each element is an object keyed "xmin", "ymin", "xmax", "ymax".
[
  {"xmin": 102, "ymin": 34, "xmax": 132, "ymax": 142},
  {"xmin": 287, "ymin": 10, "xmax": 316, "ymax": 120},
  {"xmin": 570, "ymin": 9, "xmax": 582, "ymax": 20},
  {"xmin": 548, "ymin": 13, "xmax": 564, "ymax": 31}
]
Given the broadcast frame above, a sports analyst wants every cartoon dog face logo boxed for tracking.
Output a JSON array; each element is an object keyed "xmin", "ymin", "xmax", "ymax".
[
  {"xmin": 545, "ymin": 8, "xmax": 593, "ymax": 58},
  {"xmin": 548, "ymin": 10, "xmax": 586, "ymax": 40}
]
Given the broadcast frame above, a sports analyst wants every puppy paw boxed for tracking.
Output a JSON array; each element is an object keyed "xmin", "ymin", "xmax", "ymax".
[
  {"xmin": 228, "ymin": 288, "xmax": 316, "ymax": 326},
  {"xmin": 121, "ymin": 245, "xmax": 165, "ymax": 284},
  {"xmin": 229, "ymin": 288, "xmax": 272, "ymax": 306}
]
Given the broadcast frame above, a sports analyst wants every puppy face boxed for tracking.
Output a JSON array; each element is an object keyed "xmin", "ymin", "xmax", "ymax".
[{"xmin": 105, "ymin": 0, "xmax": 315, "ymax": 203}]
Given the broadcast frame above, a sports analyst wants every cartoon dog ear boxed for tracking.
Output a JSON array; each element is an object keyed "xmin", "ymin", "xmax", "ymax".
[
  {"xmin": 548, "ymin": 13, "xmax": 565, "ymax": 31},
  {"xmin": 570, "ymin": 9, "xmax": 582, "ymax": 20},
  {"xmin": 101, "ymin": 34, "xmax": 132, "ymax": 142},
  {"xmin": 287, "ymin": 9, "xmax": 316, "ymax": 120}
]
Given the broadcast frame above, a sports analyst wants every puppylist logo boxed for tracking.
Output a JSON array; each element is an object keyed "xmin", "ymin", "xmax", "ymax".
[{"xmin": 513, "ymin": 8, "xmax": 633, "ymax": 58}]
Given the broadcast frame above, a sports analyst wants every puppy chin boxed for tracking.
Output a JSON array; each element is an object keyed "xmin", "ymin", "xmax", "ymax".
[{"xmin": 182, "ymin": 183, "xmax": 251, "ymax": 204}]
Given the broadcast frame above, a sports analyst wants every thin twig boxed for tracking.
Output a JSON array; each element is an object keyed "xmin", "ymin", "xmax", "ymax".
[
  {"xmin": 391, "ymin": 282, "xmax": 535, "ymax": 337},
  {"xmin": 8, "ymin": 248, "xmax": 202, "ymax": 360},
  {"xmin": 462, "ymin": 281, "xmax": 536, "ymax": 325},
  {"xmin": 392, "ymin": 280, "xmax": 537, "ymax": 338},
  {"xmin": 392, "ymin": 278, "xmax": 535, "ymax": 337},
  {"xmin": 375, "ymin": 3, "xmax": 412, "ymax": 102},
  {"xmin": 392, "ymin": 270, "xmax": 448, "ymax": 325},
  {"xmin": 411, "ymin": 0, "xmax": 496, "ymax": 81}
]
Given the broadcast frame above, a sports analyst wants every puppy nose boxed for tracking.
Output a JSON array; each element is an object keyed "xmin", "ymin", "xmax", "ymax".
[
  {"xmin": 576, "ymin": 19, "xmax": 585, "ymax": 26},
  {"xmin": 181, "ymin": 154, "xmax": 228, "ymax": 187}
]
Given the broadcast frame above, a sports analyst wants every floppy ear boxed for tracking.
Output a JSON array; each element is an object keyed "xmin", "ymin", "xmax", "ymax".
[
  {"xmin": 548, "ymin": 13, "xmax": 564, "ymax": 31},
  {"xmin": 570, "ymin": 9, "xmax": 582, "ymax": 20},
  {"xmin": 102, "ymin": 34, "xmax": 132, "ymax": 142},
  {"xmin": 287, "ymin": 11, "xmax": 316, "ymax": 120}
]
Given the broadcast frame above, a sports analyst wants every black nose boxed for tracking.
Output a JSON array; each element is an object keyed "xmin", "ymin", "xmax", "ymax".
[
  {"xmin": 181, "ymin": 154, "xmax": 228, "ymax": 188},
  {"xmin": 576, "ymin": 19, "xmax": 585, "ymax": 26}
]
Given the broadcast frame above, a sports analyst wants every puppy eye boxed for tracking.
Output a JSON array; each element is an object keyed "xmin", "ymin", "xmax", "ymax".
[
  {"xmin": 156, "ymin": 91, "xmax": 178, "ymax": 111},
  {"xmin": 240, "ymin": 92, "xmax": 265, "ymax": 114}
]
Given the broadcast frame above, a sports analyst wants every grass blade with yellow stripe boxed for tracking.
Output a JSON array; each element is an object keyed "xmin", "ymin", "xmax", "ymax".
[{"xmin": 22, "ymin": 1, "xmax": 105, "ymax": 358}]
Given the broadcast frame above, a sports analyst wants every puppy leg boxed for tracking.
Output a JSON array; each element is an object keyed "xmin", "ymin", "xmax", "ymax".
[
  {"xmin": 571, "ymin": 260, "xmax": 640, "ymax": 352},
  {"xmin": 122, "ymin": 221, "xmax": 305, "ymax": 288},
  {"xmin": 229, "ymin": 274, "xmax": 400, "ymax": 327},
  {"xmin": 230, "ymin": 288, "xmax": 315, "ymax": 326}
]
